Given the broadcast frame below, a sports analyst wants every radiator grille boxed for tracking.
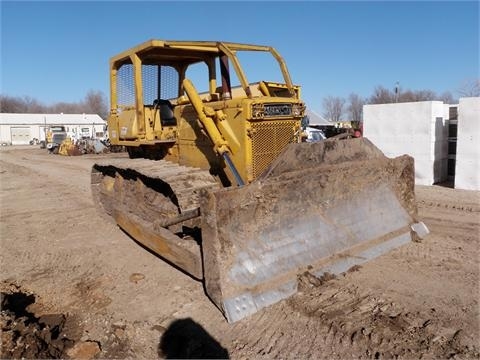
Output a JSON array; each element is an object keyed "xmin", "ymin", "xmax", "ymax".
[{"xmin": 250, "ymin": 120, "xmax": 298, "ymax": 179}]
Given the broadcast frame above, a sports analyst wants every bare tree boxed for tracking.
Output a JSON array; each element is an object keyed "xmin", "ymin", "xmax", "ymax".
[
  {"xmin": 51, "ymin": 101, "xmax": 83, "ymax": 114},
  {"xmin": 0, "ymin": 95, "xmax": 46, "ymax": 113},
  {"xmin": 395, "ymin": 89, "xmax": 435, "ymax": 102},
  {"xmin": 413, "ymin": 89, "xmax": 436, "ymax": 101},
  {"xmin": 369, "ymin": 86, "xmax": 395, "ymax": 104},
  {"xmin": 438, "ymin": 91, "xmax": 456, "ymax": 104},
  {"xmin": 322, "ymin": 96, "xmax": 345, "ymax": 122},
  {"xmin": 457, "ymin": 78, "xmax": 480, "ymax": 97},
  {"xmin": 347, "ymin": 93, "xmax": 364, "ymax": 121},
  {"xmin": 1, "ymin": 90, "xmax": 109, "ymax": 117},
  {"xmin": 23, "ymin": 96, "xmax": 47, "ymax": 113},
  {"xmin": 368, "ymin": 84, "xmax": 456, "ymax": 104},
  {"xmin": 83, "ymin": 90, "xmax": 108, "ymax": 119},
  {"xmin": 0, "ymin": 95, "xmax": 26, "ymax": 113}
]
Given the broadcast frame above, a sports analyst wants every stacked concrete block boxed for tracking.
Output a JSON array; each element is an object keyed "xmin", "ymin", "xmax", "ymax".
[
  {"xmin": 363, "ymin": 101, "xmax": 449, "ymax": 185},
  {"xmin": 455, "ymin": 97, "xmax": 480, "ymax": 190}
]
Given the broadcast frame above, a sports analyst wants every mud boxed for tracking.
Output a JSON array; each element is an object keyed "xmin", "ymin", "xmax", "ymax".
[
  {"xmin": 1, "ymin": 146, "xmax": 479, "ymax": 359},
  {"xmin": 1, "ymin": 283, "xmax": 74, "ymax": 359}
]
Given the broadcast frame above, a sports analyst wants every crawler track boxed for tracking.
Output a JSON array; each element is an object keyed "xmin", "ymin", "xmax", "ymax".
[{"xmin": 91, "ymin": 158, "xmax": 219, "ymax": 234}]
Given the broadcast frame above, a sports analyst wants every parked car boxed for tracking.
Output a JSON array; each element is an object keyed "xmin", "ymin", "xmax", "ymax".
[{"xmin": 305, "ymin": 126, "xmax": 326, "ymax": 142}]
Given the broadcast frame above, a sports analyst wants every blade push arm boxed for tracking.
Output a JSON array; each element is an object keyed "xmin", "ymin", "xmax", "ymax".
[{"xmin": 182, "ymin": 79, "xmax": 245, "ymax": 186}]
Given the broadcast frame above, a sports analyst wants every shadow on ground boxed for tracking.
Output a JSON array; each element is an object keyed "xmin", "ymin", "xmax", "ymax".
[{"xmin": 158, "ymin": 318, "xmax": 229, "ymax": 359}]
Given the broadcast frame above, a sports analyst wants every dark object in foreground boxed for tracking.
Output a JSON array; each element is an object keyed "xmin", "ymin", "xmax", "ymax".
[{"xmin": 159, "ymin": 318, "xmax": 229, "ymax": 359}]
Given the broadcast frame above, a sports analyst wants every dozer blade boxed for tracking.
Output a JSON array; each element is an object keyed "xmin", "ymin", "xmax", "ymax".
[{"xmin": 201, "ymin": 138, "xmax": 423, "ymax": 323}]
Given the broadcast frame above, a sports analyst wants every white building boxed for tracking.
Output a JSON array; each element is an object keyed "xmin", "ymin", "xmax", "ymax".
[
  {"xmin": 363, "ymin": 98, "xmax": 479, "ymax": 190},
  {"xmin": 0, "ymin": 113, "xmax": 106, "ymax": 145}
]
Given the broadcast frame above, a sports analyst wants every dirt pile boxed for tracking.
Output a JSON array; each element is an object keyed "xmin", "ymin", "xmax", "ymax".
[{"xmin": 1, "ymin": 283, "xmax": 74, "ymax": 359}]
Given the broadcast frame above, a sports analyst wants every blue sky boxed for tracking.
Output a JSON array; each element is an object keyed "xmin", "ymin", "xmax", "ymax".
[{"xmin": 1, "ymin": 1, "xmax": 479, "ymax": 114}]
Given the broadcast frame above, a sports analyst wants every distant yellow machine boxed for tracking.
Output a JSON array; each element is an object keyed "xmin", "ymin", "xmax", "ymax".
[
  {"xmin": 45, "ymin": 125, "xmax": 67, "ymax": 153},
  {"xmin": 58, "ymin": 138, "xmax": 82, "ymax": 156},
  {"xmin": 92, "ymin": 40, "xmax": 423, "ymax": 323}
]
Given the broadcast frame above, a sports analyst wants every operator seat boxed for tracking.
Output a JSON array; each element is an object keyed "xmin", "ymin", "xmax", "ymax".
[{"xmin": 154, "ymin": 99, "xmax": 177, "ymax": 127}]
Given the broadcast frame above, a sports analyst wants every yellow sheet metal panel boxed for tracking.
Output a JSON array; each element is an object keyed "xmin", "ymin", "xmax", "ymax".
[{"xmin": 117, "ymin": 110, "xmax": 138, "ymax": 140}]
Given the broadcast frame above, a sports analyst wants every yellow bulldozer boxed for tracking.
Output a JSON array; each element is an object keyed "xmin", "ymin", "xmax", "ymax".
[{"xmin": 92, "ymin": 40, "xmax": 425, "ymax": 323}]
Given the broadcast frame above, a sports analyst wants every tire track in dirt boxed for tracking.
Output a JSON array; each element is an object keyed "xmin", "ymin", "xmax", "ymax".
[
  {"xmin": 225, "ymin": 278, "xmax": 478, "ymax": 359},
  {"xmin": 418, "ymin": 199, "xmax": 480, "ymax": 213}
]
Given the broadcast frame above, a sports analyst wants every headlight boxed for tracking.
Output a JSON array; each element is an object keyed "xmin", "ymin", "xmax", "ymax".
[
  {"xmin": 251, "ymin": 103, "xmax": 264, "ymax": 119},
  {"xmin": 292, "ymin": 103, "xmax": 304, "ymax": 117}
]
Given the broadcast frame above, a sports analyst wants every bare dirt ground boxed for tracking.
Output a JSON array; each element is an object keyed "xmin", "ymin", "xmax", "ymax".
[{"xmin": 1, "ymin": 146, "xmax": 479, "ymax": 359}]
